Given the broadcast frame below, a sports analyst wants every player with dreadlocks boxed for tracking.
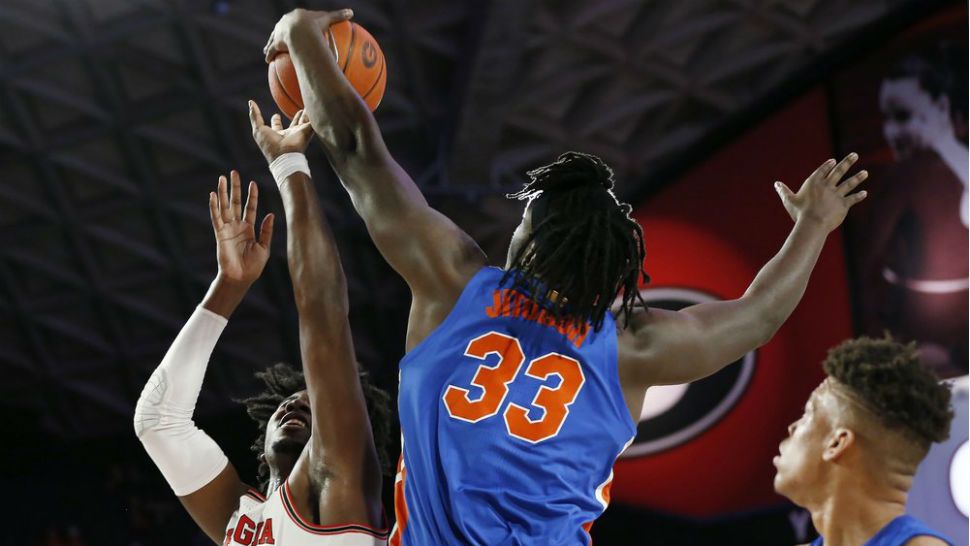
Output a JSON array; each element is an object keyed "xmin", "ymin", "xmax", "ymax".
[
  {"xmin": 502, "ymin": 151, "xmax": 647, "ymax": 331},
  {"xmin": 134, "ymin": 106, "xmax": 391, "ymax": 545},
  {"xmin": 264, "ymin": 8, "xmax": 869, "ymax": 545}
]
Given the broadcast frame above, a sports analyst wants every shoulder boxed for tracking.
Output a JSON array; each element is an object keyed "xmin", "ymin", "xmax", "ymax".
[
  {"xmin": 414, "ymin": 245, "xmax": 486, "ymax": 308},
  {"xmin": 437, "ymin": 220, "xmax": 488, "ymax": 286},
  {"xmin": 617, "ymin": 305, "xmax": 652, "ymax": 337},
  {"xmin": 616, "ymin": 305, "xmax": 689, "ymax": 350},
  {"xmin": 616, "ymin": 306, "xmax": 663, "ymax": 383},
  {"xmin": 903, "ymin": 536, "xmax": 950, "ymax": 546},
  {"xmin": 895, "ymin": 515, "xmax": 952, "ymax": 546}
]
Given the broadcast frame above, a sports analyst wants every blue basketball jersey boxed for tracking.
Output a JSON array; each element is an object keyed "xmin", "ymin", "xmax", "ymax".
[
  {"xmin": 810, "ymin": 515, "xmax": 954, "ymax": 546},
  {"xmin": 390, "ymin": 267, "xmax": 636, "ymax": 546}
]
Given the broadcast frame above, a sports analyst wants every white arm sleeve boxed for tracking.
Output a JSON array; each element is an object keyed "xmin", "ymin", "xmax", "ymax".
[{"xmin": 134, "ymin": 305, "xmax": 230, "ymax": 496}]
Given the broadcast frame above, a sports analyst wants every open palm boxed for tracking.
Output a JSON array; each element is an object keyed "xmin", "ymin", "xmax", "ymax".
[
  {"xmin": 249, "ymin": 101, "xmax": 314, "ymax": 163},
  {"xmin": 209, "ymin": 170, "xmax": 275, "ymax": 284}
]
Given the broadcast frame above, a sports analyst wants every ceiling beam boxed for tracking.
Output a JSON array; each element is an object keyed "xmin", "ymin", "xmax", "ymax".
[{"xmin": 446, "ymin": 0, "xmax": 535, "ymax": 189}]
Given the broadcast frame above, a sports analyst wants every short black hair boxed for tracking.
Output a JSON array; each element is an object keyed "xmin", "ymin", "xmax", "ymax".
[
  {"xmin": 505, "ymin": 151, "xmax": 648, "ymax": 331},
  {"xmin": 236, "ymin": 362, "xmax": 392, "ymax": 491},
  {"xmin": 823, "ymin": 336, "xmax": 953, "ymax": 448},
  {"xmin": 887, "ymin": 42, "xmax": 968, "ymax": 119}
]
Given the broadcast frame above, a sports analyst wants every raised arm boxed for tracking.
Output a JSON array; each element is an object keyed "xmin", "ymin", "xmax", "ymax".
[
  {"xmin": 135, "ymin": 175, "xmax": 274, "ymax": 544},
  {"xmin": 263, "ymin": 9, "xmax": 485, "ymax": 345},
  {"xmin": 618, "ymin": 155, "xmax": 869, "ymax": 390},
  {"xmin": 249, "ymin": 103, "xmax": 382, "ymax": 526}
]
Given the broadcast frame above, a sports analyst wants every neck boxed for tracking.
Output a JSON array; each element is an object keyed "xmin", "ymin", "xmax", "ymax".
[
  {"xmin": 931, "ymin": 134, "xmax": 970, "ymax": 186},
  {"xmin": 808, "ymin": 469, "xmax": 909, "ymax": 546},
  {"xmin": 265, "ymin": 455, "xmax": 299, "ymax": 495}
]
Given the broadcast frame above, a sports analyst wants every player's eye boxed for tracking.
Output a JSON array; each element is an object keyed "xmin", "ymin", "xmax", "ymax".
[{"xmin": 891, "ymin": 109, "xmax": 911, "ymax": 123}]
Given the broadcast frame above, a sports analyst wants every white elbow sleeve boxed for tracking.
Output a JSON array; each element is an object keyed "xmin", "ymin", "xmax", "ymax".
[{"xmin": 134, "ymin": 306, "xmax": 230, "ymax": 496}]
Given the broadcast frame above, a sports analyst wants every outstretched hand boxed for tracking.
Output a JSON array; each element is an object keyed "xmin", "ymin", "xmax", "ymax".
[
  {"xmin": 209, "ymin": 171, "xmax": 275, "ymax": 285},
  {"xmin": 249, "ymin": 101, "xmax": 315, "ymax": 163},
  {"xmin": 775, "ymin": 153, "xmax": 869, "ymax": 233}
]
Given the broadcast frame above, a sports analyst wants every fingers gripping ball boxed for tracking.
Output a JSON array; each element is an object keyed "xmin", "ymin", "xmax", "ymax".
[{"xmin": 268, "ymin": 20, "xmax": 386, "ymax": 118}]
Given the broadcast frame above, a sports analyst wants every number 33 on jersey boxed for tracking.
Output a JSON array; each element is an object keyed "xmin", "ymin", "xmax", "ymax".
[
  {"xmin": 443, "ymin": 331, "xmax": 585, "ymax": 443},
  {"xmin": 393, "ymin": 267, "xmax": 636, "ymax": 546}
]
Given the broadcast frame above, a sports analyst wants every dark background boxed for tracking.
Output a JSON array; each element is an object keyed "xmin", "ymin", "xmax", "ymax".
[{"xmin": 0, "ymin": 1, "xmax": 966, "ymax": 545}]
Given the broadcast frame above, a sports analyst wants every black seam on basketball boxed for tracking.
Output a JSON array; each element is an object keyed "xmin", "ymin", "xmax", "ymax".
[
  {"xmin": 272, "ymin": 60, "xmax": 301, "ymax": 113},
  {"xmin": 342, "ymin": 23, "xmax": 356, "ymax": 72},
  {"xmin": 362, "ymin": 51, "xmax": 386, "ymax": 100}
]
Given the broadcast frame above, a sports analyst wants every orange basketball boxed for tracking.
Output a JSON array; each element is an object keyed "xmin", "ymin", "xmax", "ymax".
[{"xmin": 268, "ymin": 20, "xmax": 386, "ymax": 118}]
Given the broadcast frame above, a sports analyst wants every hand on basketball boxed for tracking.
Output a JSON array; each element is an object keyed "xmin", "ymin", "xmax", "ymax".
[
  {"xmin": 263, "ymin": 8, "xmax": 354, "ymax": 64},
  {"xmin": 774, "ymin": 153, "xmax": 869, "ymax": 232},
  {"xmin": 209, "ymin": 171, "xmax": 275, "ymax": 285},
  {"xmin": 249, "ymin": 101, "xmax": 314, "ymax": 163}
]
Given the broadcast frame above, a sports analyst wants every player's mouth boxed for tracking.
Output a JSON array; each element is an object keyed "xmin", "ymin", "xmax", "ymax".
[
  {"xmin": 773, "ymin": 442, "xmax": 786, "ymax": 466},
  {"xmin": 279, "ymin": 411, "xmax": 310, "ymax": 430}
]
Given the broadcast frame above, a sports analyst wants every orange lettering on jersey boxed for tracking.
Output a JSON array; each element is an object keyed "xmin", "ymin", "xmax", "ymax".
[
  {"xmin": 565, "ymin": 321, "xmax": 590, "ymax": 347},
  {"xmin": 485, "ymin": 289, "xmax": 590, "ymax": 347},
  {"xmin": 485, "ymin": 290, "xmax": 511, "ymax": 317},
  {"xmin": 257, "ymin": 518, "xmax": 275, "ymax": 544},
  {"xmin": 233, "ymin": 515, "xmax": 256, "ymax": 545}
]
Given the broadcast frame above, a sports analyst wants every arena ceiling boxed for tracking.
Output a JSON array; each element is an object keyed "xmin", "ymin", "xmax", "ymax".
[{"xmin": 0, "ymin": 0, "xmax": 923, "ymax": 438}]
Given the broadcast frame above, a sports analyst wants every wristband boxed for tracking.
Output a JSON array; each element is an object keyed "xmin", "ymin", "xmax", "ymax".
[{"xmin": 269, "ymin": 152, "xmax": 311, "ymax": 189}]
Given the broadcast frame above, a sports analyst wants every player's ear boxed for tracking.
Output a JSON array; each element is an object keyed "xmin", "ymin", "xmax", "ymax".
[{"xmin": 822, "ymin": 428, "xmax": 854, "ymax": 462}]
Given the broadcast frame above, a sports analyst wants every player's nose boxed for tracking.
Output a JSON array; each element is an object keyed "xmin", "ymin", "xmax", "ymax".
[{"xmin": 284, "ymin": 397, "xmax": 310, "ymax": 415}]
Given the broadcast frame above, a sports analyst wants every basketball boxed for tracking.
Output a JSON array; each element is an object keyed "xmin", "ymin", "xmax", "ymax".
[{"xmin": 268, "ymin": 20, "xmax": 386, "ymax": 118}]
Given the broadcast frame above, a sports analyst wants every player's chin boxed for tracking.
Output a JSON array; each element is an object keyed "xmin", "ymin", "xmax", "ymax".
[
  {"xmin": 271, "ymin": 428, "xmax": 310, "ymax": 452},
  {"xmin": 771, "ymin": 463, "xmax": 797, "ymax": 499},
  {"xmin": 772, "ymin": 471, "xmax": 794, "ymax": 500}
]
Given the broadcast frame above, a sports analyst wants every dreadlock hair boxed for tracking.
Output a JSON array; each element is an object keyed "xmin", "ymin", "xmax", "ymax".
[
  {"xmin": 236, "ymin": 362, "xmax": 393, "ymax": 493},
  {"xmin": 823, "ymin": 335, "xmax": 953, "ymax": 451},
  {"xmin": 504, "ymin": 151, "xmax": 648, "ymax": 331}
]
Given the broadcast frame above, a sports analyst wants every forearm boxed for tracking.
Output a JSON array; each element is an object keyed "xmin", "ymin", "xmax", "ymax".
[
  {"xmin": 648, "ymin": 219, "xmax": 829, "ymax": 384},
  {"xmin": 739, "ymin": 219, "xmax": 828, "ymax": 338},
  {"xmin": 135, "ymin": 288, "xmax": 233, "ymax": 495},
  {"xmin": 278, "ymin": 172, "xmax": 349, "ymax": 313},
  {"xmin": 286, "ymin": 20, "xmax": 378, "ymax": 162},
  {"xmin": 155, "ymin": 278, "xmax": 244, "ymax": 405},
  {"xmin": 637, "ymin": 156, "xmax": 865, "ymax": 386},
  {"xmin": 284, "ymin": 20, "xmax": 423, "ymax": 218},
  {"xmin": 275, "ymin": 166, "xmax": 376, "ymax": 487}
]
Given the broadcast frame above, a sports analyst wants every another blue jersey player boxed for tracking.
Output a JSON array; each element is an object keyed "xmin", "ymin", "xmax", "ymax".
[{"xmin": 774, "ymin": 336, "xmax": 955, "ymax": 546}]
